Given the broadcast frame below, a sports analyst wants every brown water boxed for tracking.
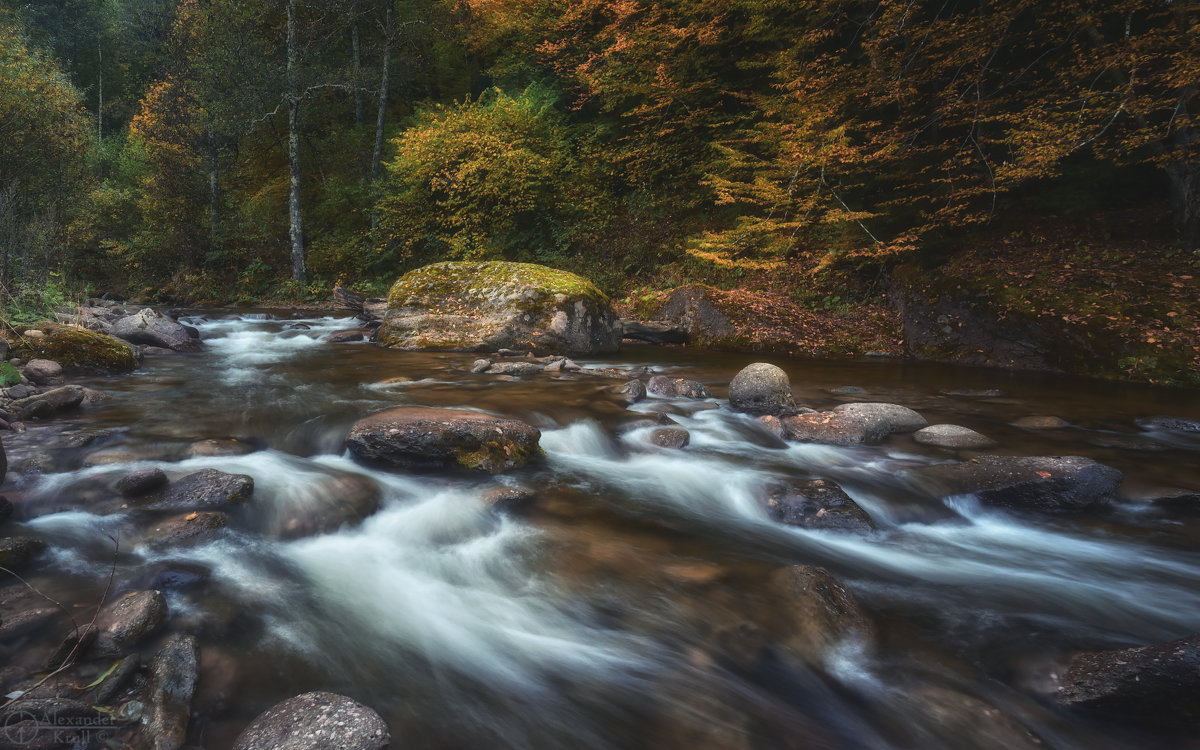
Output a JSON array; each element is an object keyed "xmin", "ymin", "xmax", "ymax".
[{"xmin": 4, "ymin": 310, "xmax": 1200, "ymax": 749}]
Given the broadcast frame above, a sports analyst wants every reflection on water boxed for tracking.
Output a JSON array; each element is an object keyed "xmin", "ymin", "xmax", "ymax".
[{"xmin": 3, "ymin": 310, "xmax": 1200, "ymax": 749}]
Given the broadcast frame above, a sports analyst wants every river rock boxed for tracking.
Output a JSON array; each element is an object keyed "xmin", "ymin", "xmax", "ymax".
[
  {"xmin": 647, "ymin": 375, "xmax": 711, "ymax": 399},
  {"xmin": 92, "ymin": 589, "xmax": 168, "ymax": 657},
  {"xmin": 141, "ymin": 345, "xmax": 175, "ymax": 356},
  {"xmin": 326, "ymin": 329, "xmax": 367, "ymax": 343},
  {"xmin": 769, "ymin": 565, "xmax": 876, "ymax": 663},
  {"xmin": 0, "ymin": 536, "xmax": 47, "ymax": 570},
  {"xmin": 155, "ymin": 468, "xmax": 255, "ymax": 509},
  {"xmin": 184, "ymin": 438, "xmax": 256, "ymax": 458},
  {"xmin": 483, "ymin": 487, "xmax": 536, "ymax": 513},
  {"xmin": 485, "ymin": 361, "xmax": 544, "ymax": 377},
  {"xmin": 11, "ymin": 385, "xmax": 87, "ymax": 415},
  {"xmin": 471, "ymin": 358, "xmax": 492, "ymax": 373},
  {"xmin": 195, "ymin": 646, "xmax": 241, "ymax": 715},
  {"xmin": 111, "ymin": 308, "xmax": 202, "ymax": 352},
  {"xmin": 908, "ymin": 455, "xmax": 1123, "ymax": 511},
  {"xmin": 728, "ymin": 363, "xmax": 795, "ymax": 415},
  {"xmin": 268, "ymin": 474, "xmax": 382, "ymax": 539},
  {"xmin": 903, "ymin": 686, "xmax": 1043, "ymax": 750},
  {"xmin": 777, "ymin": 411, "xmax": 889, "ymax": 446},
  {"xmin": 1054, "ymin": 633, "xmax": 1200, "ymax": 725},
  {"xmin": 143, "ymin": 511, "xmax": 229, "ymax": 548},
  {"xmin": 21, "ymin": 359, "xmax": 63, "ymax": 385},
  {"xmin": 232, "ymin": 691, "xmax": 390, "ymax": 750},
  {"xmin": 913, "ymin": 423, "xmax": 997, "ymax": 449},
  {"xmin": 15, "ymin": 324, "xmax": 141, "ymax": 373},
  {"xmin": 833, "ymin": 402, "xmax": 928, "ymax": 434},
  {"xmin": 764, "ymin": 479, "xmax": 875, "ymax": 533},
  {"xmin": 377, "ymin": 261, "xmax": 620, "ymax": 356},
  {"xmin": 611, "ymin": 379, "xmax": 646, "ymax": 403},
  {"xmin": 144, "ymin": 633, "xmax": 199, "ymax": 750},
  {"xmin": 0, "ymin": 496, "xmax": 11, "ymax": 524},
  {"xmin": 115, "ymin": 467, "xmax": 170, "ymax": 497},
  {"xmin": 650, "ymin": 427, "xmax": 690, "ymax": 449},
  {"xmin": 346, "ymin": 406, "xmax": 541, "ymax": 473},
  {"xmin": 1013, "ymin": 415, "xmax": 1069, "ymax": 429},
  {"xmin": 1135, "ymin": 416, "xmax": 1200, "ymax": 433}
]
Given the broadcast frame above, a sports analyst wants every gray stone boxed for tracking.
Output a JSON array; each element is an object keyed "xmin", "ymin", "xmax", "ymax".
[
  {"xmin": 142, "ymin": 512, "xmax": 229, "ymax": 548},
  {"xmin": 471, "ymin": 358, "xmax": 492, "ymax": 373},
  {"xmin": 12, "ymin": 385, "xmax": 86, "ymax": 415},
  {"xmin": 908, "ymin": 455, "xmax": 1123, "ymax": 511},
  {"xmin": 326, "ymin": 329, "xmax": 366, "ymax": 343},
  {"xmin": 115, "ymin": 465, "xmax": 171, "ymax": 494},
  {"xmin": 650, "ymin": 427, "xmax": 690, "ymax": 449},
  {"xmin": 728, "ymin": 363, "xmax": 795, "ymax": 415},
  {"xmin": 485, "ymin": 361, "xmax": 544, "ymax": 376},
  {"xmin": 346, "ymin": 407, "xmax": 541, "ymax": 473},
  {"xmin": 184, "ymin": 438, "xmax": 256, "ymax": 458},
  {"xmin": 92, "ymin": 589, "xmax": 167, "ymax": 657},
  {"xmin": 1054, "ymin": 633, "xmax": 1200, "ymax": 725},
  {"xmin": 144, "ymin": 633, "xmax": 199, "ymax": 750},
  {"xmin": 647, "ymin": 375, "xmax": 711, "ymax": 399},
  {"xmin": 21, "ymin": 359, "xmax": 63, "ymax": 386},
  {"xmin": 611, "ymin": 379, "xmax": 646, "ymax": 403},
  {"xmin": 833, "ymin": 402, "xmax": 928, "ymax": 434},
  {"xmin": 778, "ymin": 411, "xmax": 889, "ymax": 446},
  {"xmin": 111, "ymin": 308, "xmax": 202, "ymax": 352},
  {"xmin": 232, "ymin": 691, "xmax": 390, "ymax": 750},
  {"xmin": 913, "ymin": 423, "xmax": 997, "ymax": 449},
  {"xmin": 154, "ymin": 469, "xmax": 255, "ymax": 509}
]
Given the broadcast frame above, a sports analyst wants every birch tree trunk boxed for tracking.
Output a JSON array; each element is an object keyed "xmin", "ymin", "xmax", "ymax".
[
  {"xmin": 369, "ymin": 5, "xmax": 392, "ymax": 231},
  {"xmin": 287, "ymin": 0, "xmax": 306, "ymax": 282}
]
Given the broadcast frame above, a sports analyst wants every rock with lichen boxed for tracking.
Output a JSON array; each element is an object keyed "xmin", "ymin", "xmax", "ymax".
[
  {"xmin": 346, "ymin": 406, "xmax": 542, "ymax": 473},
  {"xmin": 376, "ymin": 261, "xmax": 620, "ymax": 355}
]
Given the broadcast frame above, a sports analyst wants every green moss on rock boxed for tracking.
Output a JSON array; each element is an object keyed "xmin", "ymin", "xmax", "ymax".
[
  {"xmin": 0, "ymin": 361, "xmax": 20, "ymax": 386},
  {"xmin": 378, "ymin": 261, "xmax": 621, "ymax": 355},
  {"xmin": 15, "ymin": 324, "xmax": 139, "ymax": 374}
]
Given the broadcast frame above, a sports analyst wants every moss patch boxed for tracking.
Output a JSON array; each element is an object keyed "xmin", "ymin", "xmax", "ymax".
[
  {"xmin": 0, "ymin": 361, "xmax": 20, "ymax": 386},
  {"xmin": 14, "ymin": 324, "xmax": 138, "ymax": 374},
  {"xmin": 387, "ymin": 261, "xmax": 610, "ymax": 311}
]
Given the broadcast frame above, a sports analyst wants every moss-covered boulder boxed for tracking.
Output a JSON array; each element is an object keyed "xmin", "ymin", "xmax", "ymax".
[
  {"xmin": 377, "ymin": 261, "xmax": 621, "ymax": 355},
  {"xmin": 14, "ymin": 324, "xmax": 140, "ymax": 374}
]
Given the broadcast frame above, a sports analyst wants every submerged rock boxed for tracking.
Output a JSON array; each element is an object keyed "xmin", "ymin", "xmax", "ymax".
[
  {"xmin": 650, "ymin": 427, "xmax": 690, "ymax": 449},
  {"xmin": 908, "ymin": 455, "xmax": 1123, "ymax": 511},
  {"xmin": 377, "ymin": 261, "xmax": 620, "ymax": 355},
  {"xmin": 11, "ymin": 385, "xmax": 87, "ymax": 416},
  {"xmin": 142, "ymin": 511, "xmax": 229, "ymax": 548},
  {"xmin": 1013, "ymin": 415, "xmax": 1069, "ymax": 429},
  {"xmin": 346, "ymin": 406, "xmax": 541, "ymax": 473},
  {"xmin": 769, "ymin": 565, "xmax": 876, "ymax": 663},
  {"xmin": 267, "ymin": 474, "xmax": 382, "ymax": 539},
  {"xmin": 1135, "ymin": 416, "xmax": 1200, "ymax": 433},
  {"xmin": 232, "ymin": 691, "xmax": 390, "ymax": 750},
  {"xmin": 728, "ymin": 363, "xmax": 795, "ymax": 416},
  {"xmin": 611, "ymin": 379, "xmax": 647, "ymax": 403},
  {"xmin": 913, "ymin": 423, "xmax": 998, "ymax": 450},
  {"xmin": 0, "ymin": 536, "xmax": 47, "ymax": 570},
  {"xmin": 115, "ymin": 467, "xmax": 169, "ymax": 497},
  {"xmin": 1055, "ymin": 633, "xmax": 1200, "ymax": 726},
  {"xmin": 764, "ymin": 479, "xmax": 875, "ymax": 533}
]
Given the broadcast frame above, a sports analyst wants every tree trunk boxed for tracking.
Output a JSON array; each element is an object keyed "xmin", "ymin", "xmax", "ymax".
[
  {"xmin": 369, "ymin": 6, "xmax": 392, "ymax": 231},
  {"xmin": 97, "ymin": 37, "xmax": 103, "ymax": 141},
  {"xmin": 352, "ymin": 23, "xmax": 364, "ymax": 126},
  {"xmin": 287, "ymin": 0, "xmax": 306, "ymax": 282},
  {"xmin": 208, "ymin": 119, "xmax": 220, "ymax": 255}
]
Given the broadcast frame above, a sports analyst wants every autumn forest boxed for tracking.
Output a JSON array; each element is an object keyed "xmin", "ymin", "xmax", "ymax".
[{"xmin": 0, "ymin": 1, "xmax": 1197, "ymax": 365}]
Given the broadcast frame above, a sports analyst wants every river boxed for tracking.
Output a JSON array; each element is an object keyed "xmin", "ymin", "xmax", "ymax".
[{"xmin": 4, "ymin": 310, "xmax": 1200, "ymax": 749}]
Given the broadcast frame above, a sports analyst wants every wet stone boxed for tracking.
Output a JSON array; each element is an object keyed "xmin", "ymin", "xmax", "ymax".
[
  {"xmin": 1013, "ymin": 415, "xmax": 1070, "ymax": 429},
  {"xmin": 647, "ymin": 375, "xmax": 711, "ymax": 399},
  {"xmin": 115, "ymin": 467, "xmax": 169, "ymax": 497},
  {"xmin": 232, "ymin": 691, "xmax": 390, "ymax": 750},
  {"xmin": 91, "ymin": 589, "xmax": 168, "ymax": 658},
  {"xmin": 913, "ymin": 423, "xmax": 997, "ymax": 450},
  {"xmin": 0, "ymin": 536, "xmax": 47, "ymax": 570},
  {"xmin": 156, "ymin": 468, "xmax": 255, "ymax": 509},
  {"xmin": 764, "ymin": 479, "xmax": 875, "ymax": 533},
  {"xmin": 650, "ymin": 427, "xmax": 690, "ymax": 449}
]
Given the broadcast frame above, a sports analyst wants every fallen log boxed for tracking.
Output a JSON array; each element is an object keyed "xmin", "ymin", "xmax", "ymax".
[{"xmin": 333, "ymin": 286, "xmax": 387, "ymax": 323}]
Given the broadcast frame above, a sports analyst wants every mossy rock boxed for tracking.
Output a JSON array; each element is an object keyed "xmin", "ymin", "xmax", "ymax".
[
  {"xmin": 14, "ymin": 324, "xmax": 140, "ymax": 374},
  {"xmin": 0, "ymin": 362, "xmax": 20, "ymax": 386},
  {"xmin": 377, "ymin": 261, "xmax": 621, "ymax": 355}
]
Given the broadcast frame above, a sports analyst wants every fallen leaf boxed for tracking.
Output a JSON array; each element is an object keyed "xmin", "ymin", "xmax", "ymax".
[{"xmin": 1036, "ymin": 471, "xmax": 1053, "ymax": 478}]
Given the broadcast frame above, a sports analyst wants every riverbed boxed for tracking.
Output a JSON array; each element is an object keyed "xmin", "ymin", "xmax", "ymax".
[{"xmin": 4, "ymin": 310, "xmax": 1200, "ymax": 749}]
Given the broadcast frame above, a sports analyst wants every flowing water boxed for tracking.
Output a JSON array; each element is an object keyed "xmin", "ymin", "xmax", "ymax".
[{"xmin": 4, "ymin": 311, "xmax": 1200, "ymax": 749}]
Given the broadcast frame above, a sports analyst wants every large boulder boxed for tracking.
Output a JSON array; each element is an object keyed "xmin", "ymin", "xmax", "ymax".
[
  {"xmin": 232, "ymin": 691, "xmax": 390, "ymax": 750},
  {"xmin": 907, "ymin": 455, "xmax": 1123, "ymax": 511},
  {"xmin": 111, "ymin": 308, "xmax": 202, "ymax": 352},
  {"xmin": 376, "ymin": 261, "xmax": 620, "ymax": 355},
  {"xmin": 774, "ymin": 411, "xmax": 890, "ymax": 446},
  {"xmin": 14, "ymin": 325, "xmax": 140, "ymax": 374},
  {"xmin": 728, "ymin": 363, "xmax": 795, "ymax": 415},
  {"xmin": 152, "ymin": 469, "xmax": 255, "ymax": 510},
  {"xmin": 346, "ymin": 407, "xmax": 541, "ymax": 473},
  {"xmin": 1054, "ymin": 633, "xmax": 1200, "ymax": 725}
]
